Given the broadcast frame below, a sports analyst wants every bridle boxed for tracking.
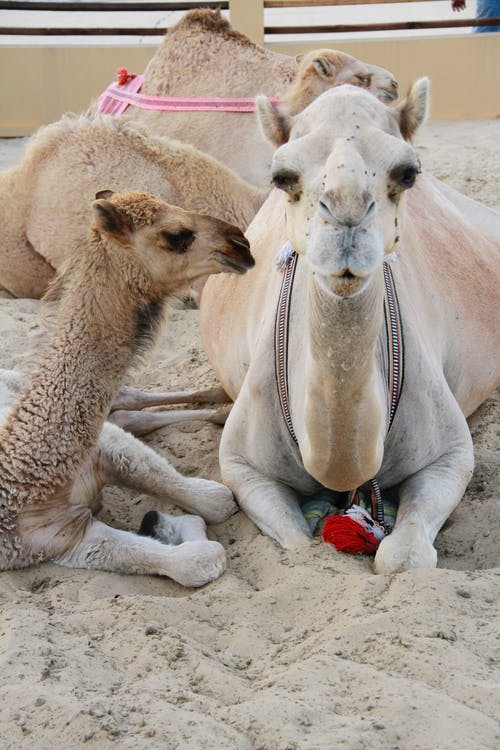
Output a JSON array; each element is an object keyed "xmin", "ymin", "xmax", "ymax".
[{"xmin": 98, "ymin": 70, "xmax": 279, "ymax": 116}]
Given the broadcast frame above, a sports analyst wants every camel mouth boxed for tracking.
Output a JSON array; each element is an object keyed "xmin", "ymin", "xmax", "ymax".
[
  {"xmin": 213, "ymin": 250, "xmax": 254, "ymax": 275},
  {"xmin": 330, "ymin": 270, "xmax": 365, "ymax": 297}
]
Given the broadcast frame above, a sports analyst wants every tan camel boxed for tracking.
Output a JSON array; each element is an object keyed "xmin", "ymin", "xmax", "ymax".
[
  {"xmin": 0, "ymin": 190, "xmax": 255, "ymax": 585},
  {"xmin": 200, "ymin": 82, "xmax": 500, "ymax": 574},
  {"xmin": 0, "ymin": 114, "xmax": 263, "ymax": 299},
  {"xmin": 117, "ymin": 9, "xmax": 398, "ymax": 187}
]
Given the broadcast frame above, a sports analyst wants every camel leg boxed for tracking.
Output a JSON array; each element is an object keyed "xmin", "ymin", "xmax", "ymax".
[
  {"xmin": 219, "ymin": 400, "xmax": 312, "ymax": 548},
  {"xmin": 56, "ymin": 516, "xmax": 226, "ymax": 586},
  {"xmin": 108, "ymin": 405, "xmax": 230, "ymax": 436},
  {"xmin": 375, "ymin": 429, "xmax": 474, "ymax": 575},
  {"xmin": 221, "ymin": 457, "xmax": 312, "ymax": 549},
  {"xmin": 138, "ymin": 510, "xmax": 209, "ymax": 543},
  {"xmin": 98, "ymin": 422, "xmax": 237, "ymax": 524},
  {"xmin": 111, "ymin": 385, "xmax": 230, "ymax": 410}
]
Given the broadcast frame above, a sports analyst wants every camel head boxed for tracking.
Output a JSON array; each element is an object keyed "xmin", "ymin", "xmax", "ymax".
[
  {"xmin": 281, "ymin": 49, "xmax": 399, "ymax": 116},
  {"xmin": 91, "ymin": 191, "xmax": 254, "ymax": 296},
  {"xmin": 257, "ymin": 79, "xmax": 429, "ymax": 297}
]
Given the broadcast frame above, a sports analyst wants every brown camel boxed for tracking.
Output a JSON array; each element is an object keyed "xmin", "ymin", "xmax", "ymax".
[
  {"xmin": 0, "ymin": 190, "xmax": 254, "ymax": 585},
  {"xmin": 116, "ymin": 9, "xmax": 398, "ymax": 187},
  {"xmin": 200, "ymin": 82, "xmax": 500, "ymax": 573}
]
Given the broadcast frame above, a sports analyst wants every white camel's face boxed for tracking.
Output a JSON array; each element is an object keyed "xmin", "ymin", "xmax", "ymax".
[{"xmin": 270, "ymin": 87, "xmax": 420, "ymax": 297}]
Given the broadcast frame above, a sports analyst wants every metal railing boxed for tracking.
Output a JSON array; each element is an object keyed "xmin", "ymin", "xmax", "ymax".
[{"xmin": 1, "ymin": 0, "xmax": 498, "ymax": 37}]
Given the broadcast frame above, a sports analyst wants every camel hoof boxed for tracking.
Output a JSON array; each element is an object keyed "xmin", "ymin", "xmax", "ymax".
[
  {"xmin": 168, "ymin": 541, "xmax": 226, "ymax": 587},
  {"xmin": 374, "ymin": 525, "xmax": 437, "ymax": 575}
]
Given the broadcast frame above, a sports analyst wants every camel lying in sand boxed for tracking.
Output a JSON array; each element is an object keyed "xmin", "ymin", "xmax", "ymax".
[
  {"xmin": 200, "ymin": 82, "xmax": 500, "ymax": 574},
  {"xmin": 0, "ymin": 115, "xmax": 263, "ymax": 299},
  {"xmin": 117, "ymin": 9, "xmax": 398, "ymax": 187},
  {"xmin": 0, "ymin": 190, "xmax": 254, "ymax": 585}
]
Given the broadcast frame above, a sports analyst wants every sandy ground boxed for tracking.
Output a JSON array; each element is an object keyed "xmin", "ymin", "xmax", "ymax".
[{"xmin": 0, "ymin": 119, "xmax": 499, "ymax": 750}]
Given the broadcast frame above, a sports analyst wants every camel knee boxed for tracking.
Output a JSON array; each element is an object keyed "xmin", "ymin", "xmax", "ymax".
[
  {"xmin": 18, "ymin": 503, "xmax": 92, "ymax": 564},
  {"xmin": 374, "ymin": 522, "xmax": 437, "ymax": 575}
]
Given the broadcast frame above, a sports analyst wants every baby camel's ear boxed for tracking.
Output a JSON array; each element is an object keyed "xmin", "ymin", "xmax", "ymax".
[
  {"xmin": 256, "ymin": 95, "xmax": 291, "ymax": 147},
  {"xmin": 396, "ymin": 77, "xmax": 430, "ymax": 141},
  {"xmin": 92, "ymin": 199, "xmax": 132, "ymax": 244}
]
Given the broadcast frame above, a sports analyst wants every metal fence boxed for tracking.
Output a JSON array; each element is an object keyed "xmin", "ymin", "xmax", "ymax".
[{"xmin": 1, "ymin": 0, "xmax": 498, "ymax": 38}]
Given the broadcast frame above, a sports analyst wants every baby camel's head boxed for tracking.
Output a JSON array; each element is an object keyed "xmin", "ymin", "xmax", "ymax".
[{"xmin": 91, "ymin": 190, "xmax": 254, "ymax": 297}]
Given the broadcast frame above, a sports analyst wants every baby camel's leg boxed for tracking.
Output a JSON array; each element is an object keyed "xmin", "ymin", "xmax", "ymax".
[
  {"xmin": 57, "ymin": 516, "xmax": 226, "ymax": 587},
  {"xmin": 98, "ymin": 422, "xmax": 236, "ymax": 524}
]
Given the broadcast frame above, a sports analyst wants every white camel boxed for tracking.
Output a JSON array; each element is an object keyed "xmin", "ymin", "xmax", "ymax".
[
  {"xmin": 0, "ymin": 190, "xmax": 255, "ymax": 585},
  {"xmin": 200, "ymin": 81, "xmax": 500, "ymax": 574}
]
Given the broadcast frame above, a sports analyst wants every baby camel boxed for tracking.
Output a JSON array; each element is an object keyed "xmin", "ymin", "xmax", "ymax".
[{"xmin": 0, "ymin": 190, "xmax": 254, "ymax": 586}]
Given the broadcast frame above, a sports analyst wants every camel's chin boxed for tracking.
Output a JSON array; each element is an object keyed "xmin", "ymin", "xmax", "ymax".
[{"xmin": 330, "ymin": 273, "xmax": 365, "ymax": 298}]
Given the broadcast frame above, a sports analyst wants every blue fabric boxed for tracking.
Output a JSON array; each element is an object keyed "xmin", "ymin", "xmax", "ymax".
[{"xmin": 475, "ymin": 0, "xmax": 500, "ymax": 32}]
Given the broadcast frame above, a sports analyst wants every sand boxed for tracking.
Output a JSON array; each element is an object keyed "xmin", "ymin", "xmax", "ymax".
[{"xmin": 0, "ymin": 119, "xmax": 498, "ymax": 750}]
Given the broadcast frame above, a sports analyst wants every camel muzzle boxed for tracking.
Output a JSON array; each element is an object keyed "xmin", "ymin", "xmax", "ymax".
[{"xmin": 214, "ymin": 235, "xmax": 255, "ymax": 275}]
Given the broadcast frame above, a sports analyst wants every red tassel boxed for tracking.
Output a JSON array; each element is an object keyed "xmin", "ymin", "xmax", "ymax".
[
  {"xmin": 322, "ymin": 514, "xmax": 381, "ymax": 555},
  {"xmin": 117, "ymin": 68, "xmax": 132, "ymax": 86}
]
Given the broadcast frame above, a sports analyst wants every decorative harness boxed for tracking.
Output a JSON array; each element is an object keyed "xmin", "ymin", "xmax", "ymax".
[
  {"xmin": 98, "ymin": 69, "xmax": 279, "ymax": 116},
  {"xmin": 274, "ymin": 249, "xmax": 404, "ymax": 533}
]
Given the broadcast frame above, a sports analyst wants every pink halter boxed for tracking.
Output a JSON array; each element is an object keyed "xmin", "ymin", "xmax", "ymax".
[{"xmin": 98, "ymin": 69, "xmax": 279, "ymax": 116}]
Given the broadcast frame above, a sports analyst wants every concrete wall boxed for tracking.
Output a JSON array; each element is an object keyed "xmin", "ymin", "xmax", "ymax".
[{"xmin": 1, "ymin": 32, "xmax": 499, "ymax": 136}]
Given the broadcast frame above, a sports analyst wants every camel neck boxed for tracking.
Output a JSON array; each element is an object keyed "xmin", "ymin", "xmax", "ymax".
[
  {"xmin": 0, "ymin": 240, "xmax": 154, "ymax": 498},
  {"xmin": 300, "ymin": 270, "xmax": 387, "ymax": 491}
]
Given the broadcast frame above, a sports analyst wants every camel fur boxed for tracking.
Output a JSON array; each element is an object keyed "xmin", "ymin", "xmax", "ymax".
[
  {"xmin": 0, "ymin": 114, "xmax": 263, "ymax": 299},
  {"xmin": 116, "ymin": 9, "xmax": 398, "ymax": 187},
  {"xmin": 200, "ymin": 82, "xmax": 500, "ymax": 574},
  {"xmin": 0, "ymin": 190, "xmax": 255, "ymax": 585}
]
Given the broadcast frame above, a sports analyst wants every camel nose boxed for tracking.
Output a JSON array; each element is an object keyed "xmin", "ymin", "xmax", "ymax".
[{"xmin": 318, "ymin": 189, "xmax": 376, "ymax": 228}]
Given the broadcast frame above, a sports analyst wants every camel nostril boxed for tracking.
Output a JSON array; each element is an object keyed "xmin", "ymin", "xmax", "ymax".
[
  {"xmin": 318, "ymin": 200, "xmax": 333, "ymax": 219},
  {"xmin": 365, "ymin": 201, "xmax": 376, "ymax": 218}
]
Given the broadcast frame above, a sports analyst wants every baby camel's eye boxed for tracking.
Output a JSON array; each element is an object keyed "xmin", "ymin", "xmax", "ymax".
[{"xmin": 161, "ymin": 229, "xmax": 194, "ymax": 254}]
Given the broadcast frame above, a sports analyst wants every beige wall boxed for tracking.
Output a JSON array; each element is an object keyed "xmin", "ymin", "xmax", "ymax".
[{"xmin": 0, "ymin": 33, "xmax": 499, "ymax": 136}]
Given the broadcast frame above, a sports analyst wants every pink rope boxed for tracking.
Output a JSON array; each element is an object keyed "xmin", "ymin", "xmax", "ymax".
[{"xmin": 98, "ymin": 71, "xmax": 279, "ymax": 115}]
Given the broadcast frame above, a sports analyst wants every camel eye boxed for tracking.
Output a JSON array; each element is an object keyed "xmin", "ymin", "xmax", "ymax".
[
  {"xmin": 272, "ymin": 169, "xmax": 301, "ymax": 199},
  {"xmin": 390, "ymin": 162, "xmax": 419, "ymax": 191},
  {"xmin": 399, "ymin": 167, "xmax": 418, "ymax": 188},
  {"xmin": 161, "ymin": 229, "xmax": 194, "ymax": 254},
  {"xmin": 355, "ymin": 74, "xmax": 371, "ymax": 86}
]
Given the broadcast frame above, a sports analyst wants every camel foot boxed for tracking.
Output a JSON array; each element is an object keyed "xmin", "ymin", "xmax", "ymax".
[
  {"xmin": 374, "ymin": 523, "xmax": 437, "ymax": 575},
  {"xmin": 138, "ymin": 511, "xmax": 226, "ymax": 586}
]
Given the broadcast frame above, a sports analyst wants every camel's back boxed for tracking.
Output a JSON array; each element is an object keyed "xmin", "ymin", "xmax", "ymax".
[{"xmin": 121, "ymin": 11, "xmax": 296, "ymax": 186}]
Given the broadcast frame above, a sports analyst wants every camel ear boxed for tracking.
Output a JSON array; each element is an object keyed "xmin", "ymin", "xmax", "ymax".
[
  {"xmin": 92, "ymin": 199, "xmax": 132, "ymax": 243},
  {"xmin": 396, "ymin": 77, "xmax": 430, "ymax": 141},
  {"xmin": 311, "ymin": 56, "xmax": 335, "ymax": 80},
  {"xmin": 295, "ymin": 53, "xmax": 304, "ymax": 63},
  {"xmin": 256, "ymin": 95, "xmax": 291, "ymax": 147},
  {"xmin": 95, "ymin": 189, "xmax": 115, "ymax": 200}
]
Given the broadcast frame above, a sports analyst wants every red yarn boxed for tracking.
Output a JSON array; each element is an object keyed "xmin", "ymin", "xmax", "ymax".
[
  {"xmin": 321, "ymin": 514, "xmax": 381, "ymax": 555},
  {"xmin": 117, "ymin": 68, "xmax": 133, "ymax": 86}
]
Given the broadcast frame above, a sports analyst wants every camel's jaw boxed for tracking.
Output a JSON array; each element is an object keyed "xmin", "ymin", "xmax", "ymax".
[{"xmin": 213, "ymin": 237, "xmax": 255, "ymax": 275}]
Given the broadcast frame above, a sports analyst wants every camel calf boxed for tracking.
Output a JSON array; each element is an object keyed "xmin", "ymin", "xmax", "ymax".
[{"xmin": 0, "ymin": 190, "xmax": 254, "ymax": 586}]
